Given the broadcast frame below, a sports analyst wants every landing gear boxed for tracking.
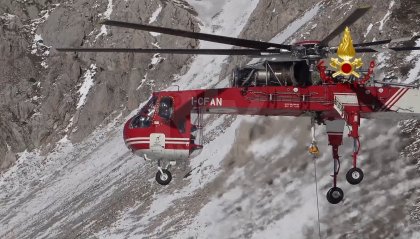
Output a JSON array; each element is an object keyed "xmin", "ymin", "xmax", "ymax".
[
  {"xmin": 323, "ymin": 116, "xmax": 366, "ymax": 204},
  {"xmin": 155, "ymin": 159, "xmax": 175, "ymax": 185},
  {"xmin": 156, "ymin": 168, "xmax": 172, "ymax": 185},
  {"xmin": 326, "ymin": 187, "xmax": 344, "ymax": 204},
  {"xmin": 347, "ymin": 114, "xmax": 364, "ymax": 185},
  {"xmin": 326, "ymin": 120, "xmax": 345, "ymax": 204},
  {"xmin": 312, "ymin": 119, "xmax": 345, "ymax": 204},
  {"xmin": 346, "ymin": 167, "xmax": 364, "ymax": 185}
]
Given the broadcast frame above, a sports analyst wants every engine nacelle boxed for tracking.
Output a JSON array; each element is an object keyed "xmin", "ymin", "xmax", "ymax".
[{"xmin": 231, "ymin": 61, "xmax": 311, "ymax": 87}]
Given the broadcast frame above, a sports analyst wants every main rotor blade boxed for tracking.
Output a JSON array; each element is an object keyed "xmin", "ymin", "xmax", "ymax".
[
  {"xmin": 101, "ymin": 20, "xmax": 292, "ymax": 51},
  {"xmin": 354, "ymin": 35, "xmax": 420, "ymax": 47},
  {"xmin": 251, "ymin": 52, "xmax": 302, "ymax": 61},
  {"xmin": 354, "ymin": 46, "xmax": 420, "ymax": 52},
  {"xmin": 56, "ymin": 48, "xmax": 281, "ymax": 55},
  {"xmin": 320, "ymin": 5, "xmax": 371, "ymax": 46}
]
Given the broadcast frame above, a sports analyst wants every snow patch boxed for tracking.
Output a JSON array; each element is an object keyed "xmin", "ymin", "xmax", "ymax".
[
  {"xmin": 149, "ymin": 4, "xmax": 162, "ymax": 24},
  {"xmin": 0, "ymin": 13, "xmax": 16, "ymax": 21},
  {"xmin": 150, "ymin": 53, "xmax": 163, "ymax": 66},
  {"xmin": 249, "ymin": 134, "xmax": 298, "ymax": 158},
  {"xmin": 378, "ymin": 0, "xmax": 395, "ymax": 31},
  {"xmin": 404, "ymin": 39, "xmax": 420, "ymax": 84},
  {"xmin": 151, "ymin": 41, "xmax": 160, "ymax": 48},
  {"xmin": 31, "ymin": 33, "xmax": 51, "ymax": 68},
  {"xmin": 364, "ymin": 23, "xmax": 373, "ymax": 38},
  {"xmin": 250, "ymin": 185, "xmax": 318, "ymax": 239},
  {"xmin": 96, "ymin": 0, "xmax": 114, "ymax": 39},
  {"xmin": 176, "ymin": 0, "xmax": 260, "ymax": 90},
  {"xmin": 102, "ymin": 0, "xmax": 113, "ymax": 19},
  {"xmin": 77, "ymin": 64, "xmax": 97, "ymax": 109},
  {"xmin": 136, "ymin": 74, "xmax": 148, "ymax": 90}
]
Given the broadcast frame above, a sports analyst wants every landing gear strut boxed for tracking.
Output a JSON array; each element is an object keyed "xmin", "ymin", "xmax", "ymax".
[
  {"xmin": 346, "ymin": 113, "xmax": 364, "ymax": 185},
  {"xmin": 326, "ymin": 144, "xmax": 344, "ymax": 204},
  {"xmin": 326, "ymin": 120, "xmax": 345, "ymax": 204},
  {"xmin": 323, "ymin": 113, "xmax": 364, "ymax": 204}
]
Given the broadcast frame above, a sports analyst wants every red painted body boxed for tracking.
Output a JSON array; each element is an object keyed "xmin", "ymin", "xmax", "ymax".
[{"xmin": 123, "ymin": 83, "xmax": 402, "ymax": 161}]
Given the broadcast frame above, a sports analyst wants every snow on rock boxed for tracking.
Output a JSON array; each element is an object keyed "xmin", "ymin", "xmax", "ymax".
[
  {"xmin": 0, "ymin": 13, "xmax": 16, "ymax": 21},
  {"xmin": 149, "ymin": 4, "xmax": 162, "ymax": 36},
  {"xmin": 378, "ymin": 0, "xmax": 395, "ymax": 31},
  {"xmin": 28, "ymin": 5, "xmax": 59, "ymax": 68},
  {"xmin": 77, "ymin": 64, "xmax": 97, "ymax": 109},
  {"xmin": 149, "ymin": 53, "xmax": 164, "ymax": 68},
  {"xmin": 248, "ymin": 134, "xmax": 298, "ymax": 158},
  {"xmin": 31, "ymin": 33, "xmax": 51, "ymax": 68},
  {"xmin": 364, "ymin": 23, "xmax": 374, "ymax": 38},
  {"xmin": 136, "ymin": 73, "xmax": 148, "ymax": 90},
  {"xmin": 405, "ymin": 39, "xmax": 420, "ymax": 84},
  {"xmin": 96, "ymin": 0, "xmax": 114, "ymax": 39},
  {"xmin": 0, "ymin": 113, "xmax": 133, "ymax": 238},
  {"xmin": 177, "ymin": 0, "xmax": 260, "ymax": 90},
  {"xmin": 149, "ymin": 4, "xmax": 162, "ymax": 24}
]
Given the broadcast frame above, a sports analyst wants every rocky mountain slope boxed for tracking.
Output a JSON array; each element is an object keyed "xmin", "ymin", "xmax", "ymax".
[
  {"xmin": 0, "ymin": 0, "xmax": 419, "ymax": 238},
  {"xmin": 0, "ymin": 0, "xmax": 198, "ymax": 170}
]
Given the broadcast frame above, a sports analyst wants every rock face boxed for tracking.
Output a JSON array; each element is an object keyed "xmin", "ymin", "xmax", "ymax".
[
  {"xmin": 0, "ymin": 0, "xmax": 199, "ymax": 168},
  {"xmin": 0, "ymin": 0, "xmax": 420, "ymax": 238}
]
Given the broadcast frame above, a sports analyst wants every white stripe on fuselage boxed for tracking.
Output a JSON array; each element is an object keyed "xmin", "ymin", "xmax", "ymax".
[
  {"xmin": 125, "ymin": 137, "xmax": 149, "ymax": 142},
  {"xmin": 125, "ymin": 137, "xmax": 190, "ymax": 146},
  {"xmin": 389, "ymin": 88, "xmax": 420, "ymax": 113},
  {"xmin": 381, "ymin": 88, "xmax": 402, "ymax": 111},
  {"xmin": 126, "ymin": 141, "xmax": 149, "ymax": 145},
  {"xmin": 165, "ymin": 138, "xmax": 190, "ymax": 141},
  {"xmin": 165, "ymin": 142, "xmax": 190, "ymax": 145},
  {"xmin": 125, "ymin": 137, "xmax": 189, "ymax": 141},
  {"xmin": 384, "ymin": 88, "xmax": 408, "ymax": 111}
]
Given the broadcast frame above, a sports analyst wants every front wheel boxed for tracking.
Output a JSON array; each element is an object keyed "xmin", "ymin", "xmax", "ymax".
[{"xmin": 156, "ymin": 169, "xmax": 172, "ymax": 185}]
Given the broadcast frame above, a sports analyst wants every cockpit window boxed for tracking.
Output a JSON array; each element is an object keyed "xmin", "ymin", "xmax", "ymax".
[
  {"xmin": 158, "ymin": 97, "xmax": 174, "ymax": 120},
  {"xmin": 131, "ymin": 96, "xmax": 157, "ymax": 128}
]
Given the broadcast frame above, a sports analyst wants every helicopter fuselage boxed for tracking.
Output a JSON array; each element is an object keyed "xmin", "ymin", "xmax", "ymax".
[{"xmin": 123, "ymin": 84, "xmax": 420, "ymax": 164}]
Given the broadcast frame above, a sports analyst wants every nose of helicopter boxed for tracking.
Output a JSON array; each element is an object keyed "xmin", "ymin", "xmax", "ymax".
[
  {"xmin": 123, "ymin": 116, "xmax": 151, "ymax": 151},
  {"xmin": 123, "ymin": 115, "xmax": 191, "ymax": 161}
]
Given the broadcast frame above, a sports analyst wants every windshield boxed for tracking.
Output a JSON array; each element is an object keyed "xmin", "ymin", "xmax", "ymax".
[{"xmin": 130, "ymin": 96, "xmax": 157, "ymax": 128}]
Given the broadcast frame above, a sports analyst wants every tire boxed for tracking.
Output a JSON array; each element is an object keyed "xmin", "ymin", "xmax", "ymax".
[
  {"xmin": 346, "ymin": 167, "xmax": 364, "ymax": 185},
  {"xmin": 156, "ymin": 169, "xmax": 172, "ymax": 185},
  {"xmin": 326, "ymin": 187, "xmax": 344, "ymax": 204}
]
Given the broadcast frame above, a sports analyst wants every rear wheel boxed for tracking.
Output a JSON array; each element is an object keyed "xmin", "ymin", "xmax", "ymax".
[
  {"xmin": 326, "ymin": 187, "xmax": 344, "ymax": 204},
  {"xmin": 156, "ymin": 169, "xmax": 172, "ymax": 185}
]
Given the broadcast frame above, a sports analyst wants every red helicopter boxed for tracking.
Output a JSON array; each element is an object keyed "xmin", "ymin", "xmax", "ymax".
[{"xmin": 57, "ymin": 6, "xmax": 420, "ymax": 204}]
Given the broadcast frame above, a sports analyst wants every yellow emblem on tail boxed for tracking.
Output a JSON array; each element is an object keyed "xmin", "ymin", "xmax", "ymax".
[{"xmin": 330, "ymin": 27, "xmax": 363, "ymax": 78}]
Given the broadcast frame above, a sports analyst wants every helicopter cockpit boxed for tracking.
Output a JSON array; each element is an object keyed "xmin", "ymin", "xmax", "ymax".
[{"xmin": 131, "ymin": 96, "xmax": 157, "ymax": 128}]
